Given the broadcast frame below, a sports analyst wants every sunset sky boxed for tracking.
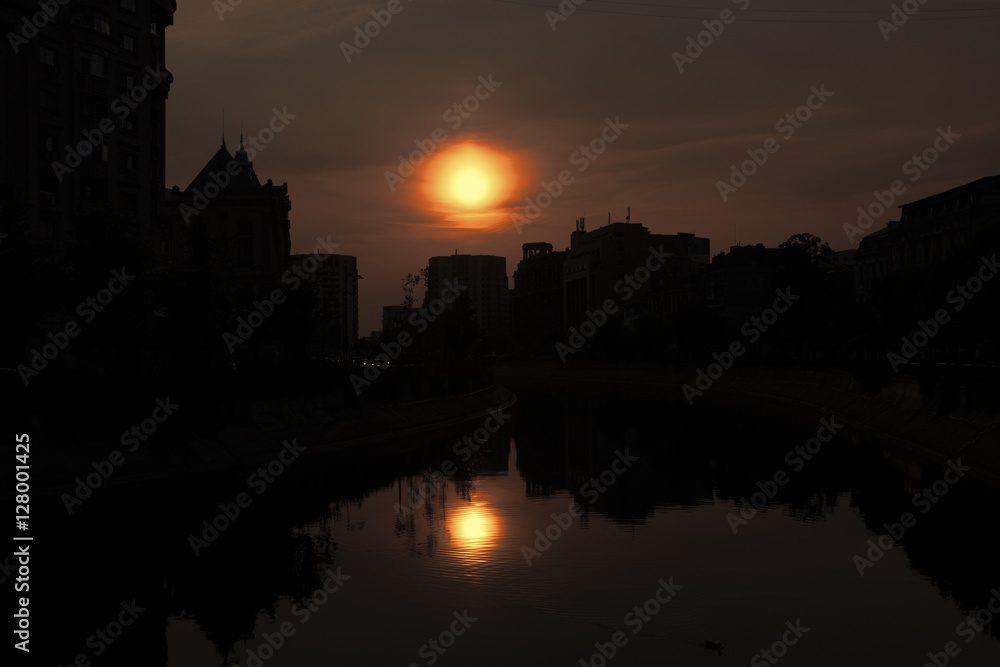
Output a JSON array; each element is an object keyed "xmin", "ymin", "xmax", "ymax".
[{"xmin": 163, "ymin": 0, "xmax": 1000, "ymax": 335}]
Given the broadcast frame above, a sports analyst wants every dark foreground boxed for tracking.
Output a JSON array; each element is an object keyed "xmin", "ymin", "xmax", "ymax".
[{"xmin": 22, "ymin": 388, "xmax": 1000, "ymax": 666}]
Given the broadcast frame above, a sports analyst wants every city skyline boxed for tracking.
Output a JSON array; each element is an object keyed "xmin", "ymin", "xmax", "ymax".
[{"xmin": 161, "ymin": 1, "xmax": 1000, "ymax": 334}]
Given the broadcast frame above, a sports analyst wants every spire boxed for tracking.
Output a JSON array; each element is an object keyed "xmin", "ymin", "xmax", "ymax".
[
  {"xmin": 235, "ymin": 118, "xmax": 249, "ymax": 162},
  {"xmin": 236, "ymin": 128, "xmax": 250, "ymax": 163},
  {"xmin": 221, "ymin": 108, "xmax": 226, "ymax": 149}
]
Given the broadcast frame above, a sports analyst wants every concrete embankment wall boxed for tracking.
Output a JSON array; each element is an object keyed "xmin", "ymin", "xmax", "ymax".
[
  {"xmin": 35, "ymin": 384, "xmax": 517, "ymax": 502},
  {"xmin": 494, "ymin": 362, "xmax": 1000, "ymax": 488}
]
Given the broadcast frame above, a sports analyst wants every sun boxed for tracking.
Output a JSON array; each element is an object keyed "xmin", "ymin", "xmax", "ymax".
[
  {"xmin": 452, "ymin": 170, "xmax": 489, "ymax": 207},
  {"xmin": 423, "ymin": 142, "xmax": 515, "ymax": 217}
]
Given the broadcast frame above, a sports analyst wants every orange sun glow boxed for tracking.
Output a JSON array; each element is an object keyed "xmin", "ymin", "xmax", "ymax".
[
  {"xmin": 421, "ymin": 142, "xmax": 517, "ymax": 229},
  {"xmin": 448, "ymin": 502, "xmax": 500, "ymax": 552}
]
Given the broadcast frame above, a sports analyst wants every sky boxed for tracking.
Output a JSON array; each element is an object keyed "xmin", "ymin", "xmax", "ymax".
[{"xmin": 164, "ymin": 0, "xmax": 1000, "ymax": 335}]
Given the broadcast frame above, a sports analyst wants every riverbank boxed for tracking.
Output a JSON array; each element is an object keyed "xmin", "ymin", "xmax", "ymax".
[
  {"xmin": 494, "ymin": 361, "xmax": 1000, "ymax": 489},
  {"xmin": 33, "ymin": 383, "xmax": 516, "ymax": 508}
]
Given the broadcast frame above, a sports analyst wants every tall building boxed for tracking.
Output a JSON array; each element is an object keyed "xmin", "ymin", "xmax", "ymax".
[
  {"xmin": 292, "ymin": 253, "xmax": 360, "ymax": 357},
  {"xmin": 511, "ymin": 242, "xmax": 564, "ymax": 347},
  {"xmin": 0, "ymin": 0, "xmax": 176, "ymax": 252},
  {"xmin": 856, "ymin": 174, "xmax": 1000, "ymax": 301},
  {"xmin": 426, "ymin": 253, "xmax": 509, "ymax": 343},
  {"xmin": 562, "ymin": 217, "xmax": 709, "ymax": 328},
  {"xmin": 166, "ymin": 137, "xmax": 291, "ymax": 300}
]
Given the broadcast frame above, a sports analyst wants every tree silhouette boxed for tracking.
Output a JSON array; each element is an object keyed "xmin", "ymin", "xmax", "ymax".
[
  {"xmin": 779, "ymin": 233, "xmax": 833, "ymax": 265},
  {"xmin": 401, "ymin": 266, "xmax": 428, "ymax": 308}
]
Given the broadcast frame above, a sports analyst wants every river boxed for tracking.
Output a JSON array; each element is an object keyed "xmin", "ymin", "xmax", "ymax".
[{"xmin": 40, "ymin": 388, "xmax": 1000, "ymax": 666}]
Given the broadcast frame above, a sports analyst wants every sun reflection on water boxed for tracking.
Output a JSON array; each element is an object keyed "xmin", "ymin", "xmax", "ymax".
[{"xmin": 447, "ymin": 501, "xmax": 501, "ymax": 563}]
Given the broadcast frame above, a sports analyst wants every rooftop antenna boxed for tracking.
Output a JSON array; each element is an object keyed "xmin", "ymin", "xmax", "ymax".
[
  {"xmin": 626, "ymin": 206, "xmax": 630, "ymax": 223},
  {"xmin": 221, "ymin": 108, "xmax": 226, "ymax": 148},
  {"xmin": 734, "ymin": 223, "xmax": 738, "ymax": 247}
]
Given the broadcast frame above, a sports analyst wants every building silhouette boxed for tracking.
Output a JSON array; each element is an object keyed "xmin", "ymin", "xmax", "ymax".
[
  {"xmin": 166, "ymin": 137, "xmax": 291, "ymax": 300},
  {"xmin": 700, "ymin": 244, "xmax": 808, "ymax": 326},
  {"xmin": 291, "ymin": 252, "xmax": 360, "ymax": 358},
  {"xmin": 856, "ymin": 174, "xmax": 1000, "ymax": 301},
  {"xmin": 0, "ymin": 0, "xmax": 176, "ymax": 252},
  {"xmin": 426, "ymin": 253, "xmax": 509, "ymax": 344},
  {"xmin": 511, "ymin": 242, "xmax": 565, "ymax": 349},
  {"xmin": 563, "ymin": 217, "xmax": 709, "ymax": 328}
]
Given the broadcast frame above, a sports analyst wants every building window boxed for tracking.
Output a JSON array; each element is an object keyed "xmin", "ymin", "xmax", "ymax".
[
  {"xmin": 39, "ymin": 47, "xmax": 55, "ymax": 66},
  {"xmin": 89, "ymin": 16, "xmax": 111, "ymax": 35},
  {"xmin": 121, "ymin": 33, "xmax": 135, "ymax": 52},
  {"xmin": 81, "ymin": 177, "xmax": 107, "ymax": 202},
  {"xmin": 81, "ymin": 53, "xmax": 105, "ymax": 78},
  {"xmin": 237, "ymin": 221, "xmax": 253, "ymax": 267},
  {"xmin": 42, "ymin": 135, "xmax": 58, "ymax": 161},
  {"xmin": 123, "ymin": 73, "xmax": 135, "ymax": 90},
  {"xmin": 120, "ymin": 0, "xmax": 136, "ymax": 11},
  {"xmin": 150, "ymin": 21, "xmax": 158, "ymax": 36}
]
